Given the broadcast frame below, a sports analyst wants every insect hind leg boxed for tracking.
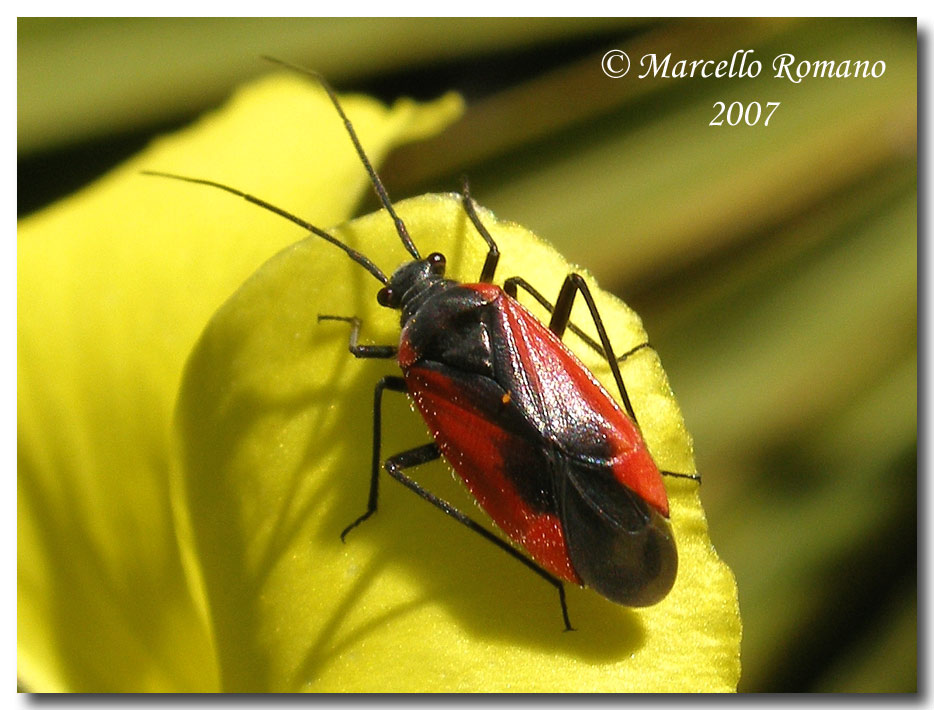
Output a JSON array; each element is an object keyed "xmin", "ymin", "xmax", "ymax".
[
  {"xmin": 509, "ymin": 275, "xmax": 701, "ymax": 484},
  {"xmin": 660, "ymin": 470, "xmax": 701, "ymax": 482},
  {"xmin": 383, "ymin": 445, "xmax": 575, "ymax": 631},
  {"xmin": 339, "ymin": 354, "xmax": 575, "ymax": 629}
]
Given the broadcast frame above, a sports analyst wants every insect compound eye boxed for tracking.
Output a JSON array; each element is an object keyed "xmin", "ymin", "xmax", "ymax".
[
  {"xmin": 376, "ymin": 286, "xmax": 393, "ymax": 307},
  {"xmin": 426, "ymin": 252, "xmax": 446, "ymax": 276}
]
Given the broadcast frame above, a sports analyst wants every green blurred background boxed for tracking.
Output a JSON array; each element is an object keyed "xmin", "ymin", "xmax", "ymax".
[{"xmin": 18, "ymin": 17, "xmax": 917, "ymax": 692}]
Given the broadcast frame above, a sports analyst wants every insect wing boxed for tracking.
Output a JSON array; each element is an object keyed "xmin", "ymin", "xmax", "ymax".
[
  {"xmin": 559, "ymin": 455, "xmax": 678, "ymax": 606},
  {"xmin": 404, "ymin": 362, "xmax": 581, "ymax": 583},
  {"xmin": 490, "ymin": 291, "xmax": 678, "ymax": 605},
  {"xmin": 489, "ymin": 287, "xmax": 670, "ymax": 518}
]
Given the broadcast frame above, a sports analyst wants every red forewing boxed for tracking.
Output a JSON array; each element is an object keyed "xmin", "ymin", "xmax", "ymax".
[
  {"xmin": 471, "ymin": 284, "xmax": 669, "ymax": 518},
  {"xmin": 404, "ymin": 363, "xmax": 581, "ymax": 583}
]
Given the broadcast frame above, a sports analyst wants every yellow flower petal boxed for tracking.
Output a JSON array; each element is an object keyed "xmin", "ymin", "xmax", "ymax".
[
  {"xmin": 174, "ymin": 193, "xmax": 740, "ymax": 692},
  {"xmin": 18, "ymin": 74, "xmax": 463, "ymax": 692}
]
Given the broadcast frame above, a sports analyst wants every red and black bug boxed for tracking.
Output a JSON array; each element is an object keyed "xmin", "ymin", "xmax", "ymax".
[{"xmin": 145, "ymin": 61, "xmax": 699, "ymax": 630}]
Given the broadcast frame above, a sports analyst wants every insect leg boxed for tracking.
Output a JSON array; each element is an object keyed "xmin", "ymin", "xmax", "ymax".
[
  {"xmin": 659, "ymin": 470, "xmax": 701, "ymax": 481},
  {"xmin": 550, "ymin": 274, "xmax": 639, "ymax": 422},
  {"xmin": 340, "ymin": 374, "xmax": 408, "ymax": 540},
  {"xmin": 341, "ymin": 370, "xmax": 575, "ymax": 628},
  {"xmin": 318, "ymin": 315, "xmax": 397, "ymax": 358},
  {"xmin": 459, "ymin": 180, "xmax": 500, "ymax": 284},
  {"xmin": 506, "ymin": 278, "xmax": 665, "ymax": 378},
  {"xmin": 461, "ymin": 192, "xmax": 650, "ymax": 367},
  {"xmin": 548, "ymin": 275, "xmax": 701, "ymax": 482},
  {"xmin": 384, "ymin": 444, "xmax": 574, "ymax": 631},
  {"xmin": 459, "ymin": 194, "xmax": 697, "ymax": 484},
  {"xmin": 503, "ymin": 276, "xmax": 612, "ymax": 357},
  {"xmin": 459, "ymin": 187, "xmax": 650, "ymax": 363}
]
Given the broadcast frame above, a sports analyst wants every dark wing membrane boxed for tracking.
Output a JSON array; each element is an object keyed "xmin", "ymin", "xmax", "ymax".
[{"xmin": 560, "ymin": 454, "xmax": 677, "ymax": 606}]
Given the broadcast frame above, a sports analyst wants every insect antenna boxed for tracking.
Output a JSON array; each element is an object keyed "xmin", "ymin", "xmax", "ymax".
[
  {"xmin": 261, "ymin": 56, "xmax": 422, "ymax": 261},
  {"xmin": 140, "ymin": 170, "xmax": 389, "ymax": 285}
]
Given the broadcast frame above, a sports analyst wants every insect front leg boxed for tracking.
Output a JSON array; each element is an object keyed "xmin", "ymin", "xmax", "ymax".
[
  {"xmin": 459, "ymin": 191, "xmax": 639, "ymax": 360},
  {"xmin": 459, "ymin": 187, "xmax": 697, "ymax": 483},
  {"xmin": 318, "ymin": 315, "xmax": 397, "ymax": 359},
  {"xmin": 460, "ymin": 181, "xmax": 500, "ymax": 283}
]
